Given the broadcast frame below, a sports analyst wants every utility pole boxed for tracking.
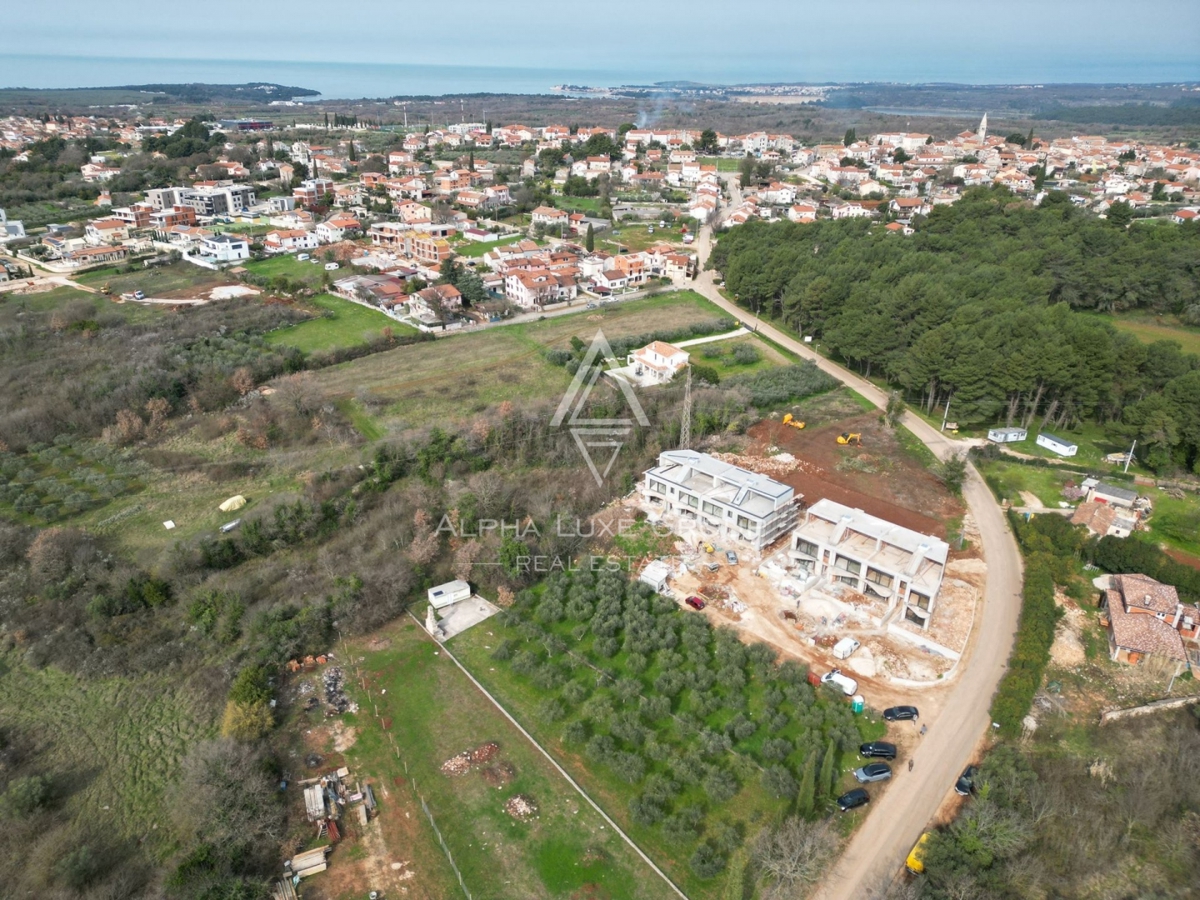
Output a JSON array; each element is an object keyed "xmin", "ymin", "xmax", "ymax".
[
  {"xmin": 680, "ymin": 365, "xmax": 693, "ymax": 450},
  {"xmin": 1124, "ymin": 440, "xmax": 1137, "ymax": 473},
  {"xmin": 940, "ymin": 395, "xmax": 952, "ymax": 433}
]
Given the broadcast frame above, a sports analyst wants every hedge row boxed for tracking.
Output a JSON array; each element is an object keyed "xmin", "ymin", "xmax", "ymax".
[{"xmin": 989, "ymin": 552, "xmax": 1061, "ymax": 737}]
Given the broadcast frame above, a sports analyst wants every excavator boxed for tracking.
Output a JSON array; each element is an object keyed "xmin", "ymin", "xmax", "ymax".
[
  {"xmin": 782, "ymin": 413, "xmax": 805, "ymax": 430},
  {"xmin": 837, "ymin": 432, "xmax": 862, "ymax": 445}
]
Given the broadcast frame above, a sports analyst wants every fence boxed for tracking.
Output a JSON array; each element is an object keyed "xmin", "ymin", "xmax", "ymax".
[{"xmin": 342, "ymin": 636, "xmax": 475, "ymax": 900}]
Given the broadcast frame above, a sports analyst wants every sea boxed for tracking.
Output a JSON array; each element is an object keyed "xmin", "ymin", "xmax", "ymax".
[{"xmin": 0, "ymin": 53, "xmax": 1197, "ymax": 101}]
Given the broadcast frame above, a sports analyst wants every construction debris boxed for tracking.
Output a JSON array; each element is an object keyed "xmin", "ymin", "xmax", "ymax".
[
  {"xmin": 323, "ymin": 666, "xmax": 358, "ymax": 714},
  {"xmin": 288, "ymin": 846, "xmax": 331, "ymax": 879},
  {"xmin": 504, "ymin": 794, "xmax": 538, "ymax": 820},
  {"xmin": 441, "ymin": 742, "xmax": 500, "ymax": 776}
]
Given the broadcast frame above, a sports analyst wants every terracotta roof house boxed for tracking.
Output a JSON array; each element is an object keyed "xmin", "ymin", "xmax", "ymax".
[{"xmin": 1102, "ymin": 573, "xmax": 1198, "ymax": 665}]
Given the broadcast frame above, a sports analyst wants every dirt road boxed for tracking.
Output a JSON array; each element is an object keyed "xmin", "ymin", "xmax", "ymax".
[{"xmin": 694, "ymin": 209, "xmax": 1024, "ymax": 898}]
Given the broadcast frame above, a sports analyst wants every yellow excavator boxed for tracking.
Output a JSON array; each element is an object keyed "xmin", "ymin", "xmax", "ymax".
[
  {"xmin": 782, "ymin": 413, "xmax": 805, "ymax": 430},
  {"xmin": 837, "ymin": 432, "xmax": 862, "ymax": 445}
]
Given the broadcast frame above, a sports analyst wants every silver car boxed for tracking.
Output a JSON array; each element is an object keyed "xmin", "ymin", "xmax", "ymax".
[{"xmin": 853, "ymin": 763, "xmax": 893, "ymax": 784}]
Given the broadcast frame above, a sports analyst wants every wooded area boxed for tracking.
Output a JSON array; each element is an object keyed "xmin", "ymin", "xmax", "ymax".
[{"xmin": 712, "ymin": 188, "xmax": 1200, "ymax": 473}]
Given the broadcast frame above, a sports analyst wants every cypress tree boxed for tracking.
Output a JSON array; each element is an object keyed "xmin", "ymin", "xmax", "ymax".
[
  {"xmin": 818, "ymin": 737, "xmax": 837, "ymax": 804},
  {"xmin": 797, "ymin": 752, "xmax": 816, "ymax": 818},
  {"xmin": 585, "ymin": 223, "xmax": 595, "ymax": 253}
]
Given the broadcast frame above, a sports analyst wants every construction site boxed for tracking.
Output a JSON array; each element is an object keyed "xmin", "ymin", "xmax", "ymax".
[{"xmin": 630, "ymin": 410, "xmax": 986, "ymax": 712}]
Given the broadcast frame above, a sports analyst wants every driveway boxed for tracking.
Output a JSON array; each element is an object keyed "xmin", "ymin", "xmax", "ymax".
[{"xmin": 692, "ymin": 216, "xmax": 1024, "ymax": 899}]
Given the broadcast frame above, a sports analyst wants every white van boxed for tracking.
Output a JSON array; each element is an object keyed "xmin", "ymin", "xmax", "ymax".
[
  {"xmin": 821, "ymin": 669, "xmax": 858, "ymax": 696},
  {"xmin": 833, "ymin": 637, "xmax": 861, "ymax": 660},
  {"xmin": 324, "ymin": 262, "xmax": 340, "ymax": 270},
  {"xmin": 297, "ymin": 253, "xmax": 310, "ymax": 261}
]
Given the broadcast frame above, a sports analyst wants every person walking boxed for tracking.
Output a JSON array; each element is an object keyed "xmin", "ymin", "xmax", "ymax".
[
  {"xmin": 920, "ymin": 724, "xmax": 927, "ymax": 736},
  {"xmin": 908, "ymin": 759, "xmax": 914, "ymax": 772}
]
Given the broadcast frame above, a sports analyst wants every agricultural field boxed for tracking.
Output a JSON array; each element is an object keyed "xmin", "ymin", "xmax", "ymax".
[
  {"xmin": 0, "ymin": 438, "xmax": 143, "ymax": 523},
  {"xmin": 243, "ymin": 254, "xmax": 332, "ymax": 290},
  {"xmin": 301, "ymin": 618, "xmax": 676, "ymax": 900},
  {"xmin": 265, "ymin": 293, "xmax": 410, "ymax": 354},
  {"xmin": 304, "ymin": 291, "xmax": 731, "ymax": 434},
  {"xmin": 449, "ymin": 566, "xmax": 884, "ymax": 898}
]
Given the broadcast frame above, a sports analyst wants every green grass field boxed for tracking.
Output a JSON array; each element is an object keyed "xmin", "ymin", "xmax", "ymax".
[
  {"xmin": 605, "ymin": 224, "xmax": 687, "ymax": 254},
  {"xmin": 307, "ymin": 291, "xmax": 728, "ymax": 433},
  {"xmin": 0, "ymin": 654, "xmax": 211, "ymax": 848},
  {"xmin": 700, "ymin": 157, "xmax": 742, "ymax": 173},
  {"xmin": 976, "ymin": 458, "xmax": 1078, "ymax": 508},
  {"xmin": 243, "ymin": 254, "xmax": 329, "ymax": 288},
  {"xmin": 1105, "ymin": 314, "xmax": 1200, "ymax": 357},
  {"xmin": 690, "ymin": 334, "xmax": 786, "ymax": 380},
  {"xmin": 265, "ymin": 293, "xmax": 410, "ymax": 353},
  {"xmin": 453, "ymin": 234, "xmax": 528, "ymax": 258},
  {"xmin": 339, "ymin": 619, "xmax": 676, "ymax": 900},
  {"xmin": 75, "ymin": 261, "xmax": 236, "ymax": 299}
]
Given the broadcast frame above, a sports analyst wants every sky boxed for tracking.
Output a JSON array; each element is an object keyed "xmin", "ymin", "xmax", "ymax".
[{"xmin": 2, "ymin": 0, "xmax": 1199, "ymax": 93}]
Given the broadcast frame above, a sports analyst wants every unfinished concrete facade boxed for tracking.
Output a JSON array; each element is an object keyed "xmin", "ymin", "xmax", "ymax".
[
  {"xmin": 789, "ymin": 498, "xmax": 949, "ymax": 630},
  {"xmin": 641, "ymin": 449, "xmax": 800, "ymax": 550}
]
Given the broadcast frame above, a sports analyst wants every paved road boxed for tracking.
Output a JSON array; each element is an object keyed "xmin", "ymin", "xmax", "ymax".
[{"xmin": 693, "ymin": 206, "xmax": 1024, "ymax": 899}]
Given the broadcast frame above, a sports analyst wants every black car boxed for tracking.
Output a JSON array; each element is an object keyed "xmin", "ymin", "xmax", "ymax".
[
  {"xmin": 883, "ymin": 705, "xmax": 920, "ymax": 722},
  {"xmin": 859, "ymin": 741, "xmax": 898, "ymax": 760},
  {"xmin": 955, "ymin": 765, "xmax": 978, "ymax": 796},
  {"xmin": 837, "ymin": 788, "xmax": 870, "ymax": 812}
]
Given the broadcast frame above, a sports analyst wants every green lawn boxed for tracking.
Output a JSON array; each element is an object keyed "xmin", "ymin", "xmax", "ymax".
[
  {"xmin": 690, "ymin": 334, "xmax": 787, "ymax": 380},
  {"xmin": 243, "ymin": 254, "xmax": 329, "ymax": 288},
  {"xmin": 453, "ymin": 233, "xmax": 527, "ymax": 258},
  {"xmin": 339, "ymin": 619, "xmax": 675, "ymax": 900},
  {"xmin": 605, "ymin": 224, "xmax": 687, "ymax": 254},
  {"xmin": 700, "ymin": 157, "xmax": 742, "ymax": 173},
  {"xmin": 265, "ymin": 293, "xmax": 410, "ymax": 353},
  {"xmin": 976, "ymin": 459, "xmax": 1077, "ymax": 508}
]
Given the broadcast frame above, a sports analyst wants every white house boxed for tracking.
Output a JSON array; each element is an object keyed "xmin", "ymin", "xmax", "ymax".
[
  {"xmin": 1036, "ymin": 433, "xmax": 1078, "ymax": 457},
  {"xmin": 789, "ymin": 499, "xmax": 949, "ymax": 630},
  {"xmin": 987, "ymin": 427, "xmax": 1027, "ymax": 443},
  {"xmin": 427, "ymin": 580, "xmax": 471, "ymax": 609},
  {"xmin": 641, "ymin": 449, "xmax": 801, "ymax": 550},
  {"xmin": 199, "ymin": 234, "xmax": 250, "ymax": 263},
  {"xmin": 265, "ymin": 229, "xmax": 319, "ymax": 253},
  {"xmin": 639, "ymin": 560, "xmax": 672, "ymax": 593},
  {"xmin": 628, "ymin": 341, "xmax": 690, "ymax": 385}
]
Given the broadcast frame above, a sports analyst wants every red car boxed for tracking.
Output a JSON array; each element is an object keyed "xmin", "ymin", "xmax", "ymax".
[{"xmin": 685, "ymin": 596, "xmax": 705, "ymax": 610}]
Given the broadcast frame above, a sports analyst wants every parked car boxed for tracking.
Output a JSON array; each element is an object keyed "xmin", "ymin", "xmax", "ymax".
[
  {"xmin": 859, "ymin": 741, "xmax": 897, "ymax": 760},
  {"xmin": 585, "ymin": 303, "xmax": 596, "ymax": 309},
  {"xmin": 836, "ymin": 788, "xmax": 869, "ymax": 812},
  {"xmin": 725, "ymin": 550, "xmax": 738, "ymax": 565},
  {"xmin": 853, "ymin": 762, "xmax": 893, "ymax": 784},
  {"xmin": 685, "ymin": 596, "xmax": 705, "ymax": 611},
  {"xmin": 955, "ymin": 765, "xmax": 978, "ymax": 796},
  {"xmin": 704, "ymin": 561, "xmax": 720, "ymax": 573},
  {"xmin": 883, "ymin": 705, "xmax": 920, "ymax": 722},
  {"xmin": 297, "ymin": 253, "xmax": 310, "ymax": 261},
  {"xmin": 906, "ymin": 832, "xmax": 931, "ymax": 875},
  {"xmin": 132, "ymin": 290, "xmax": 145, "ymax": 300},
  {"xmin": 821, "ymin": 669, "xmax": 858, "ymax": 696}
]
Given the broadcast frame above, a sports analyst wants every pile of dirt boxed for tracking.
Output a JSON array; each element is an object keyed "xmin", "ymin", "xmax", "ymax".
[
  {"xmin": 481, "ymin": 761, "xmax": 517, "ymax": 787},
  {"xmin": 323, "ymin": 667, "xmax": 358, "ymax": 714},
  {"xmin": 504, "ymin": 794, "xmax": 538, "ymax": 820},
  {"xmin": 440, "ymin": 753, "xmax": 472, "ymax": 776},
  {"xmin": 440, "ymin": 742, "xmax": 501, "ymax": 777}
]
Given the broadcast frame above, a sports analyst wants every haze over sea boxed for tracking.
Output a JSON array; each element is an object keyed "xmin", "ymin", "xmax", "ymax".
[{"xmin": 1, "ymin": 0, "xmax": 1197, "ymax": 99}]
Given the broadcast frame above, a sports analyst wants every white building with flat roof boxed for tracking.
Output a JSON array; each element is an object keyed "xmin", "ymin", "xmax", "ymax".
[
  {"xmin": 641, "ymin": 449, "xmax": 800, "ymax": 550},
  {"xmin": 789, "ymin": 499, "xmax": 949, "ymax": 630}
]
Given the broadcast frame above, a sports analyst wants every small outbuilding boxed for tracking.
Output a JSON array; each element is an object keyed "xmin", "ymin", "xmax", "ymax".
[
  {"xmin": 428, "ymin": 580, "xmax": 471, "ymax": 609},
  {"xmin": 1036, "ymin": 433, "xmax": 1078, "ymax": 457},
  {"xmin": 639, "ymin": 560, "xmax": 672, "ymax": 593},
  {"xmin": 987, "ymin": 427, "xmax": 1027, "ymax": 443},
  {"xmin": 1087, "ymin": 481, "xmax": 1138, "ymax": 508}
]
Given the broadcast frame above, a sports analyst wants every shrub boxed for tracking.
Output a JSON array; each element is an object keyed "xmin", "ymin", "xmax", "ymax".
[
  {"xmin": 731, "ymin": 343, "xmax": 761, "ymax": 365},
  {"xmin": 220, "ymin": 699, "xmax": 273, "ymax": 741},
  {"xmin": 989, "ymin": 557, "xmax": 1060, "ymax": 736},
  {"xmin": 725, "ymin": 362, "xmax": 836, "ymax": 407},
  {"xmin": 690, "ymin": 843, "xmax": 727, "ymax": 879},
  {"xmin": 3, "ymin": 774, "xmax": 50, "ymax": 818}
]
